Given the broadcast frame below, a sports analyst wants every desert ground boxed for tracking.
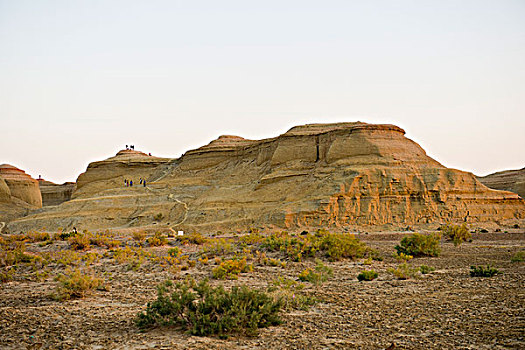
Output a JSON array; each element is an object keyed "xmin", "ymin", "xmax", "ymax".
[{"xmin": 0, "ymin": 228, "xmax": 523, "ymax": 350}]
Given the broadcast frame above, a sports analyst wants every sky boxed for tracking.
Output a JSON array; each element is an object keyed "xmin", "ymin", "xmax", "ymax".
[{"xmin": 1, "ymin": 0, "xmax": 524, "ymax": 183}]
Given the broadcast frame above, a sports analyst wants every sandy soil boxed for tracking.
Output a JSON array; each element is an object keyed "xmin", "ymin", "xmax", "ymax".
[{"xmin": 0, "ymin": 231, "xmax": 523, "ymax": 350}]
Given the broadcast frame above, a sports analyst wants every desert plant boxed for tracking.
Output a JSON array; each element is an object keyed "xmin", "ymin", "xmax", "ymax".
[
  {"xmin": 135, "ymin": 278, "xmax": 282, "ymax": 338},
  {"xmin": 68, "ymin": 234, "xmax": 91, "ymax": 250},
  {"xmin": 153, "ymin": 213, "xmax": 164, "ymax": 221},
  {"xmin": 319, "ymin": 232, "xmax": 368, "ymax": 261},
  {"xmin": 52, "ymin": 269, "xmax": 104, "ymax": 300},
  {"xmin": 132, "ymin": 231, "xmax": 146, "ymax": 243},
  {"xmin": 470, "ymin": 265, "xmax": 500, "ymax": 277},
  {"xmin": 147, "ymin": 232, "xmax": 168, "ymax": 247},
  {"xmin": 267, "ymin": 277, "xmax": 316, "ymax": 311},
  {"xmin": 419, "ymin": 265, "xmax": 435, "ymax": 274},
  {"xmin": 394, "ymin": 252, "xmax": 413, "ymax": 262},
  {"xmin": 511, "ymin": 251, "xmax": 525, "ymax": 263},
  {"xmin": 442, "ymin": 224, "xmax": 472, "ymax": 246},
  {"xmin": 395, "ymin": 233, "xmax": 441, "ymax": 257},
  {"xmin": 178, "ymin": 232, "xmax": 207, "ymax": 245},
  {"xmin": 167, "ymin": 247, "xmax": 180, "ymax": 257},
  {"xmin": 388, "ymin": 263, "xmax": 419, "ymax": 280},
  {"xmin": 357, "ymin": 270, "xmax": 378, "ymax": 281},
  {"xmin": 212, "ymin": 258, "xmax": 253, "ymax": 280},
  {"xmin": 298, "ymin": 259, "xmax": 333, "ymax": 285}
]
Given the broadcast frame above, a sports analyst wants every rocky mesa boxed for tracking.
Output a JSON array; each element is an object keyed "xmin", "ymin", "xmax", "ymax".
[{"xmin": 5, "ymin": 122, "xmax": 525, "ymax": 233}]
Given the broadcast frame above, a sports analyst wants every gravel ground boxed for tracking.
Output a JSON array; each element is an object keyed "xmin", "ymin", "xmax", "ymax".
[{"xmin": 0, "ymin": 231, "xmax": 523, "ymax": 350}]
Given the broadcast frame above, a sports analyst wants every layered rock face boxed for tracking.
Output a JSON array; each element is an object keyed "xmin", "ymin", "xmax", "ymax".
[
  {"xmin": 0, "ymin": 164, "xmax": 42, "ymax": 207},
  {"xmin": 6, "ymin": 123, "xmax": 525, "ymax": 232},
  {"xmin": 477, "ymin": 168, "xmax": 525, "ymax": 200},
  {"xmin": 38, "ymin": 180, "xmax": 76, "ymax": 206},
  {"xmin": 0, "ymin": 164, "xmax": 42, "ymax": 222}
]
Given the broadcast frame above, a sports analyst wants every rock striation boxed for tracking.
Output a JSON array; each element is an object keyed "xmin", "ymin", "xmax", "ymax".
[
  {"xmin": 6, "ymin": 123, "xmax": 525, "ymax": 232},
  {"xmin": 477, "ymin": 167, "xmax": 525, "ymax": 200},
  {"xmin": 38, "ymin": 179, "xmax": 76, "ymax": 206},
  {"xmin": 0, "ymin": 164, "xmax": 42, "ymax": 222}
]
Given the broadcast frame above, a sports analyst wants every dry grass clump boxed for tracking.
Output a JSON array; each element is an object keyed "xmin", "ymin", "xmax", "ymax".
[
  {"xmin": 212, "ymin": 257, "xmax": 253, "ymax": 280},
  {"xmin": 52, "ymin": 268, "xmax": 105, "ymax": 301}
]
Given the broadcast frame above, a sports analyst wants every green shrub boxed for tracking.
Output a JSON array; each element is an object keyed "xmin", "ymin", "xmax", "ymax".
[
  {"xmin": 153, "ymin": 213, "xmax": 164, "ymax": 221},
  {"xmin": 357, "ymin": 270, "xmax": 378, "ymax": 281},
  {"xmin": 511, "ymin": 251, "xmax": 525, "ymax": 263},
  {"xmin": 212, "ymin": 258, "xmax": 253, "ymax": 280},
  {"xmin": 52, "ymin": 269, "xmax": 104, "ymax": 300},
  {"xmin": 319, "ymin": 233, "xmax": 368, "ymax": 261},
  {"xmin": 395, "ymin": 233, "xmax": 441, "ymax": 257},
  {"xmin": 388, "ymin": 263, "xmax": 419, "ymax": 280},
  {"xmin": 261, "ymin": 231, "xmax": 369, "ymax": 262},
  {"xmin": 135, "ymin": 279, "xmax": 282, "ymax": 338},
  {"xmin": 262, "ymin": 231, "xmax": 318, "ymax": 262},
  {"xmin": 419, "ymin": 265, "xmax": 435, "ymax": 274},
  {"xmin": 167, "ymin": 247, "xmax": 180, "ymax": 257},
  {"xmin": 442, "ymin": 224, "xmax": 472, "ymax": 246},
  {"xmin": 298, "ymin": 260, "xmax": 333, "ymax": 285},
  {"xmin": 470, "ymin": 265, "xmax": 500, "ymax": 277}
]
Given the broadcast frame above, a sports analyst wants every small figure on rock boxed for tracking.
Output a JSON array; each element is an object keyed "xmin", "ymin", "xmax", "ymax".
[
  {"xmin": 143, "ymin": 180, "xmax": 146, "ymax": 187},
  {"xmin": 126, "ymin": 145, "xmax": 129, "ymax": 150},
  {"xmin": 130, "ymin": 180, "xmax": 133, "ymax": 187}
]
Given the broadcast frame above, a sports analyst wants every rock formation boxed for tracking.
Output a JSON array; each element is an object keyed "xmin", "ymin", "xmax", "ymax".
[
  {"xmin": 38, "ymin": 179, "xmax": 76, "ymax": 206},
  {"xmin": 5, "ymin": 123, "xmax": 525, "ymax": 233},
  {"xmin": 0, "ymin": 164, "xmax": 42, "ymax": 222},
  {"xmin": 477, "ymin": 168, "xmax": 525, "ymax": 200}
]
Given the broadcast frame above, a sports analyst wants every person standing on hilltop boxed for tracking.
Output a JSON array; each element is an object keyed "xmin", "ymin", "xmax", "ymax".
[
  {"xmin": 130, "ymin": 180, "xmax": 133, "ymax": 187},
  {"xmin": 143, "ymin": 180, "xmax": 146, "ymax": 187}
]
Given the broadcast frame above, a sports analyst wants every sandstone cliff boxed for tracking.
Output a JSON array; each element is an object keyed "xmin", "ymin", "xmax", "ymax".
[
  {"xmin": 38, "ymin": 179, "xmax": 76, "ymax": 206},
  {"xmin": 6, "ymin": 123, "xmax": 525, "ymax": 232},
  {"xmin": 477, "ymin": 168, "xmax": 525, "ymax": 200},
  {"xmin": 0, "ymin": 164, "xmax": 42, "ymax": 223}
]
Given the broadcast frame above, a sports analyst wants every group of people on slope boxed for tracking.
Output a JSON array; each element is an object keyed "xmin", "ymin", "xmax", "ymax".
[{"xmin": 124, "ymin": 178, "xmax": 146, "ymax": 187}]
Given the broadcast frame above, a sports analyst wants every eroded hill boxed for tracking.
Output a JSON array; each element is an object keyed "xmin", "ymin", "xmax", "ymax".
[{"xmin": 5, "ymin": 122, "xmax": 525, "ymax": 233}]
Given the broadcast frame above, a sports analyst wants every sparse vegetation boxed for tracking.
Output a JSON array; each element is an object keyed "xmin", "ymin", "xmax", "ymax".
[
  {"xmin": 298, "ymin": 259, "xmax": 333, "ymax": 285},
  {"xmin": 135, "ymin": 279, "xmax": 282, "ymax": 338},
  {"xmin": 388, "ymin": 263, "xmax": 419, "ymax": 280},
  {"xmin": 442, "ymin": 224, "xmax": 471, "ymax": 246},
  {"xmin": 52, "ymin": 269, "xmax": 104, "ymax": 301},
  {"xmin": 178, "ymin": 232, "xmax": 207, "ymax": 245},
  {"xmin": 267, "ymin": 277, "xmax": 316, "ymax": 311},
  {"xmin": 212, "ymin": 258, "xmax": 253, "ymax": 280},
  {"xmin": 395, "ymin": 233, "xmax": 441, "ymax": 257},
  {"xmin": 262, "ymin": 230, "xmax": 369, "ymax": 262},
  {"xmin": 419, "ymin": 265, "xmax": 435, "ymax": 274},
  {"xmin": 357, "ymin": 270, "xmax": 378, "ymax": 281},
  {"xmin": 147, "ymin": 232, "xmax": 168, "ymax": 247},
  {"xmin": 470, "ymin": 265, "xmax": 500, "ymax": 277},
  {"xmin": 68, "ymin": 233, "xmax": 91, "ymax": 250},
  {"xmin": 511, "ymin": 251, "xmax": 525, "ymax": 263}
]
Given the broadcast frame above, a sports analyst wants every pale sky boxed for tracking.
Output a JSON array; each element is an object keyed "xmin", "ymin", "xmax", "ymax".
[{"xmin": 1, "ymin": 0, "xmax": 524, "ymax": 183}]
